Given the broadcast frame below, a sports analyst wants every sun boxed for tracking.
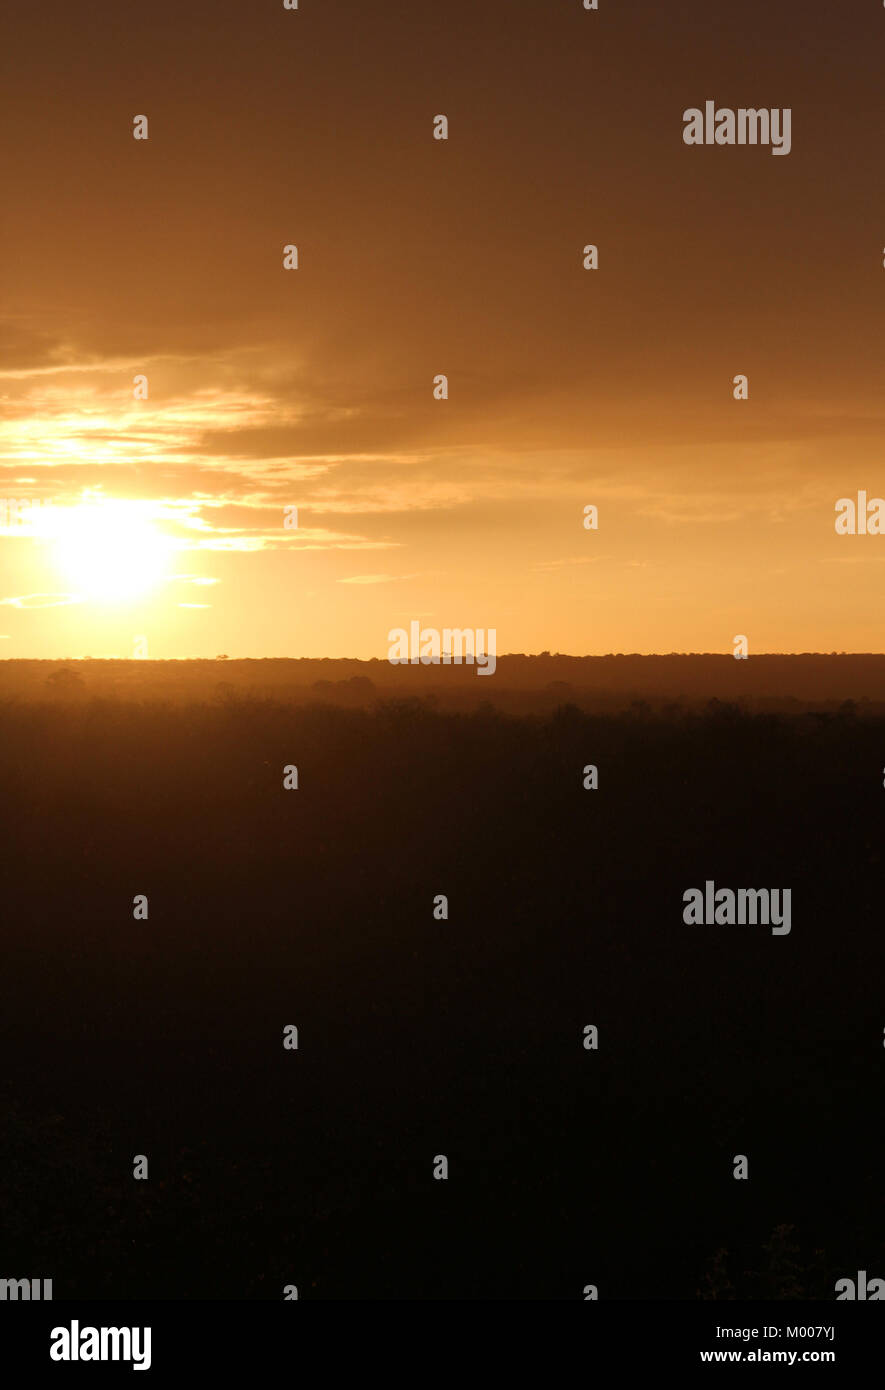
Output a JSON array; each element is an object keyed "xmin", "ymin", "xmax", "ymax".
[{"xmin": 49, "ymin": 498, "xmax": 172, "ymax": 603}]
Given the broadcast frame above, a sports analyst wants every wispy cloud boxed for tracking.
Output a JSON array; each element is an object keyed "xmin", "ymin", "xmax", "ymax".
[
  {"xmin": 0, "ymin": 592, "xmax": 82, "ymax": 609},
  {"xmin": 338, "ymin": 573, "xmax": 422, "ymax": 585}
]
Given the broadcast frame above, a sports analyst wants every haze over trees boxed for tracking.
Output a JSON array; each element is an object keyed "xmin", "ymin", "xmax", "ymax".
[{"xmin": 1, "ymin": 672, "xmax": 881, "ymax": 1297}]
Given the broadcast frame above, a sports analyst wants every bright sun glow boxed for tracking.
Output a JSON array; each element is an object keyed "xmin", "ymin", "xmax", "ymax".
[{"xmin": 49, "ymin": 499, "xmax": 173, "ymax": 603}]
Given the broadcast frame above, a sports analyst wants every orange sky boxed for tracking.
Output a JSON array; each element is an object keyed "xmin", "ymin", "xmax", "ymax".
[{"xmin": 1, "ymin": 0, "xmax": 884, "ymax": 657}]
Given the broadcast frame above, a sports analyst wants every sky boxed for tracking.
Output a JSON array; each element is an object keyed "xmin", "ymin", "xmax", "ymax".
[{"xmin": 1, "ymin": 0, "xmax": 884, "ymax": 658}]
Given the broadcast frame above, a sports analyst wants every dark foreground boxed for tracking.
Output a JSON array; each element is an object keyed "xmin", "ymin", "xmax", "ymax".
[{"xmin": 2, "ymin": 696, "xmax": 883, "ymax": 1299}]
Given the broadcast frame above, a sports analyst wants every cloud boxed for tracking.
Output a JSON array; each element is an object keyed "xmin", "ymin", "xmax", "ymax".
[
  {"xmin": 0, "ymin": 592, "xmax": 82, "ymax": 609},
  {"xmin": 1, "ymin": 335, "xmax": 877, "ymax": 597},
  {"xmin": 338, "ymin": 574, "xmax": 399, "ymax": 585}
]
